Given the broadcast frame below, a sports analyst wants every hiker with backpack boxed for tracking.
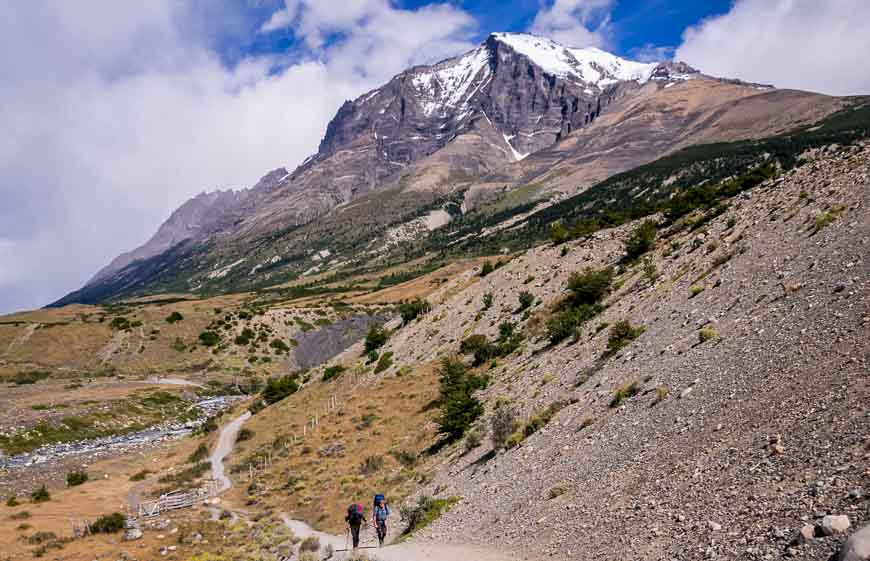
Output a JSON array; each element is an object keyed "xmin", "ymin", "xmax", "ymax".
[
  {"xmin": 345, "ymin": 503, "xmax": 367, "ymax": 549},
  {"xmin": 373, "ymin": 493, "xmax": 390, "ymax": 547}
]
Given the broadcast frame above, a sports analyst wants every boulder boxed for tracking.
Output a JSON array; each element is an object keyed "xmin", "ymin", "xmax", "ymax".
[
  {"xmin": 123, "ymin": 528, "xmax": 143, "ymax": 541},
  {"xmin": 820, "ymin": 515, "xmax": 851, "ymax": 536},
  {"xmin": 840, "ymin": 524, "xmax": 870, "ymax": 561},
  {"xmin": 791, "ymin": 524, "xmax": 815, "ymax": 546}
]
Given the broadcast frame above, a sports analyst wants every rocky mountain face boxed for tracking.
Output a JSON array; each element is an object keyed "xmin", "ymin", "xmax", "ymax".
[{"xmin": 56, "ymin": 32, "xmax": 844, "ymax": 306}]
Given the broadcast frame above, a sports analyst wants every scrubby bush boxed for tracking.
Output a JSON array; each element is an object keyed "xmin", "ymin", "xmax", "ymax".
[
  {"xmin": 31, "ymin": 485, "xmax": 50, "ymax": 503},
  {"xmin": 165, "ymin": 311, "xmax": 184, "ymax": 323},
  {"xmin": 198, "ymin": 331, "xmax": 220, "ymax": 347},
  {"xmin": 399, "ymin": 298, "xmax": 431, "ymax": 324},
  {"xmin": 363, "ymin": 325, "xmax": 389, "ymax": 354},
  {"xmin": 610, "ymin": 382, "xmax": 640, "ymax": 408},
  {"xmin": 66, "ymin": 470, "xmax": 88, "ymax": 487},
  {"xmin": 517, "ymin": 290, "xmax": 535, "ymax": 311},
  {"xmin": 300, "ymin": 536, "xmax": 320, "ymax": 552},
  {"xmin": 435, "ymin": 356, "xmax": 486, "ymax": 442},
  {"xmin": 6, "ymin": 496, "xmax": 20, "ymax": 507},
  {"xmin": 482, "ymin": 292, "xmax": 493, "ymax": 310},
  {"xmin": 480, "ymin": 261, "xmax": 495, "ymax": 277},
  {"xmin": 248, "ymin": 400, "xmax": 265, "ymax": 415},
  {"xmin": 464, "ymin": 426, "xmax": 483, "ymax": 452},
  {"xmin": 625, "ymin": 220, "xmax": 657, "ymax": 260},
  {"xmin": 605, "ymin": 320, "xmax": 645, "ymax": 356},
  {"xmin": 89, "ymin": 512, "xmax": 125, "ymax": 534},
  {"xmin": 322, "ymin": 365, "xmax": 345, "ymax": 382},
  {"xmin": 236, "ymin": 428, "xmax": 254, "ymax": 442},
  {"xmin": 374, "ymin": 351, "xmax": 394, "ymax": 374},
  {"xmin": 459, "ymin": 322, "xmax": 523, "ymax": 366},
  {"xmin": 400, "ymin": 496, "xmax": 460, "ymax": 539},
  {"xmin": 269, "ymin": 339, "xmax": 290, "ymax": 353},
  {"xmin": 234, "ymin": 328, "xmax": 255, "ymax": 346},
  {"xmin": 505, "ymin": 401, "xmax": 567, "ymax": 449},
  {"xmin": 698, "ymin": 327, "xmax": 718, "ymax": 342},
  {"xmin": 549, "ymin": 222, "xmax": 569, "ymax": 245},
  {"xmin": 567, "ymin": 267, "xmax": 615, "ymax": 305},
  {"xmin": 261, "ymin": 374, "xmax": 300, "ymax": 405},
  {"xmin": 12, "ymin": 371, "xmax": 51, "ymax": 385},
  {"xmin": 188, "ymin": 443, "xmax": 209, "ymax": 463},
  {"xmin": 490, "ymin": 405, "xmax": 518, "ymax": 451}
]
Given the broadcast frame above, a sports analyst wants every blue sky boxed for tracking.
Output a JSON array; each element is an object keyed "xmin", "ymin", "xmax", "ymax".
[{"xmin": 210, "ymin": 0, "xmax": 735, "ymax": 68}]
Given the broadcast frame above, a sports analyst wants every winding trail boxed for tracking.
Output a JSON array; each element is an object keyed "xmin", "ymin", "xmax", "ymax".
[
  {"xmin": 211, "ymin": 412, "xmax": 505, "ymax": 561},
  {"xmin": 211, "ymin": 411, "xmax": 250, "ymax": 492}
]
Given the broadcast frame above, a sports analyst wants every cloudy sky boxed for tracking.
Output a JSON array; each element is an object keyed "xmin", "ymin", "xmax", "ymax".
[{"xmin": 1, "ymin": 0, "xmax": 869, "ymax": 314}]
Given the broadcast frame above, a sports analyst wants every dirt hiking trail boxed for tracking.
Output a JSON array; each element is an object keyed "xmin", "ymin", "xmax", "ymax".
[{"xmin": 212, "ymin": 412, "xmax": 508, "ymax": 561}]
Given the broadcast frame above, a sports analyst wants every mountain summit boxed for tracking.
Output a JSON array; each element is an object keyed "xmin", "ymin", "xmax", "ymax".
[{"xmin": 54, "ymin": 32, "xmax": 841, "ymax": 306}]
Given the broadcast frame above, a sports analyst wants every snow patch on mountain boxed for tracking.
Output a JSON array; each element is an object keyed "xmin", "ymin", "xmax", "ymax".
[
  {"xmin": 412, "ymin": 46, "xmax": 491, "ymax": 116},
  {"xmin": 491, "ymin": 33, "xmax": 657, "ymax": 88}
]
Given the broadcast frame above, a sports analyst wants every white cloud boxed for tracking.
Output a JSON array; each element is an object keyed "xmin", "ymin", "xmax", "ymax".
[
  {"xmin": 529, "ymin": 0, "xmax": 614, "ymax": 48},
  {"xmin": 627, "ymin": 43, "xmax": 674, "ymax": 63},
  {"xmin": 0, "ymin": 0, "xmax": 477, "ymax": 313},
  {"xmin": 675, "ymin": 0, "xmax": 870, "ymax": 95}
]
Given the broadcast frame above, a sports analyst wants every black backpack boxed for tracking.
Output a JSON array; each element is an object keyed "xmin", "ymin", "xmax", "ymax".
[{"xmin": 347, "ymin": 503, "xmax": 363, "ymax": 524}]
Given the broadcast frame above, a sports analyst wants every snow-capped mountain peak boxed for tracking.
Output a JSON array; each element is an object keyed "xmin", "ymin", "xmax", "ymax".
[{"xmin": 490, "ymin": 32, "xmax": 659, "ymax": 88}]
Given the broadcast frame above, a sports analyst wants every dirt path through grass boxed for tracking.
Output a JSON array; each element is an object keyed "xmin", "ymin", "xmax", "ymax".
[{"xmin": 212, "ymin": 412, "xmax": 507, "ymax": 560}]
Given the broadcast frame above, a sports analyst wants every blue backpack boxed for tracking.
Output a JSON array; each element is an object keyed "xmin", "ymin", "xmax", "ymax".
[{"xmin": 373, "ymin": 493, "xmax": 385, "ymax": 508}]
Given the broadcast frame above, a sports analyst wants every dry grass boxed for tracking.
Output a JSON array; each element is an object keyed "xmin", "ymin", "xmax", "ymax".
[{"xmin": 231, "ymin": 362, "xmax": 441, "ymax": 532}]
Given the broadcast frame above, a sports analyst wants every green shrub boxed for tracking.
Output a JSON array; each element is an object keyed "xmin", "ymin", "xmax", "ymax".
[
  {"xmin": 464, "ymin": 426, "xmax": 483, "ymax": 452},
  {"xmin": 10, "ymin": 510, "xmax": 29, "ymax": 519},
  {"xmin": 236, "ymin": 428, "xmax": 254, "ymax": 442},
  {"xmin": 261, "ymin": 375, "xmax": 300, "ymax": 405},
  {"xmin": 480, "ymin": 261, "xmax": 494, "ymax": 277},
  {"xmin": 248, "ymin": 400, "xmax": 266, "ymax": 415},
  {"xmin": 31, "ymin": 485, "xmax": 50, "ymax": 503},
  {"xmin": 482, "ymin": 292, "xmax": 493, "ymax": 310},
  {"xmin": 690, "ymin": 284, "xmax": 705, "ymax": 297},
  {"xmin": 546, "ymin": 304, "xmax": 602, "ymax": 344},
  {"xmin": 698, "ymin": 327, "xmax": 718, "ymax": 342},
  {"xmin": 655, "ymin": 386, "xmax": 668, "ymax": 404},
  {"xmin": 517, "ymin": 290, "xmax": 535, "ymax": 311},
  {"xmin": 188, "ymin": 443, "xmax": 209, "ymax": 463},
  {"xmin": 234, "ymin": 328, "xmax": 255, "ymax": 346},
  {"xmin": 269, "ymin": 339, "xmax": 290, "ymax": 353},
  {"xmin": 566, "ymin": 267, "xmax": 615, "ymax": 306},
  {"xmin": 625, "ymin": 220, "xmax": 657, "ymax": 259},
  {"xmin": 66, "ymin": 470, "xmax": 88, "ymax": 487},
  {"xmin": 374, "ymin": 351, "xmax": 394, "ymax": 374},
  {"xmin": 198, "ymin": 331, "xmax": 220, "ymax": 347},
  {"xmin": 6, "ymin": 496, "xmax": 20, "ymax": 507},
  {"xmin": 399, "ymin": 298, "xmax": 431, "ymax": 324},
  {"xmin": 363, "ymin": 325, "xmax": 389, "ymax": 354},
  {"xmin": 89, "ymin": 512, "xmax": 125, "ymax": 534},
  {"xmin": 170, "ymin": 337, "xmax": 186, "ymax": 352},
  {"xmin": 399, "ymin": 496, "xmax": 460, "ymax": 539},
  {"xmin": 322, "ymin": 365, "xmax": 345, "ymax": 382},
  {"xmin": 435, "ymin": 356, "xmax": 486, "ymax": 442},
  {"xmin": 549, "ymin": 222, "xmax": 569, "ymax": 245},
  {"xmin": 12, "ymin": 371, "xmax": 51, "ymax": 385},
  {"xmin": 505, "ymin": 401, "xmax": 567, "ymax": 448},
  {"xmin": 610, "ymin": 382, "xmax": 640, "ymax": 408},
  {"xmin": 605, "ymin": 320, "xmax": 645, "ymax": 356},
  {"xmin": 165, "ymin": 311, "xmax": 184, "ymax": 323},
  {"xmin": 109, "ymin": 317, "xmax": 131, "ymax": 330}
]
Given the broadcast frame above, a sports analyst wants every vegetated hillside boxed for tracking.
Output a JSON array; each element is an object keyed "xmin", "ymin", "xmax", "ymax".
[
  {"xmin": 55, "ymin": 33, "xmax": 845, "ymax": 307},
  {"xmin": 237, "ymin": 139, "xmax": 869, "ymax": 559}
]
